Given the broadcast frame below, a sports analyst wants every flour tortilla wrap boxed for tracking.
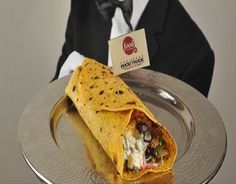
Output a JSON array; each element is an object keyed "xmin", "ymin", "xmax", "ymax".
[{"xmin": 65, "ymin": 58, "xmax": 177, "ymax": 180}]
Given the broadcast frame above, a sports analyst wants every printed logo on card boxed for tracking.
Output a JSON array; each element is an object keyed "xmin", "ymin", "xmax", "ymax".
[{"xmin": 123, "ymin": 36, "xmax": 137, "ymax": 55}]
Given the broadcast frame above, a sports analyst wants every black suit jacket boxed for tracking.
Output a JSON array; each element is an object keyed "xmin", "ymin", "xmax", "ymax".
[{"xmin": 52, "ymin": 0, "xmax": 214, "ymax": 97}]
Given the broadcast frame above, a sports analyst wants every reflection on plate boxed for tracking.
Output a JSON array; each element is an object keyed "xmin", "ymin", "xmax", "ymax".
[
  {"xmin": 51, "ymin": 95, "xmax": 174, "ymax": 184},
  {"xmin": 18, "ymin": 69, "xmax": 227, "ymax": 184}
]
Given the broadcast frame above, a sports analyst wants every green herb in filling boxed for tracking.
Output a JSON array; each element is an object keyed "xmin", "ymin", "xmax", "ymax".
[{"xmin": 155, "ymin": 145, "xmax": 168, "ymax": 163}]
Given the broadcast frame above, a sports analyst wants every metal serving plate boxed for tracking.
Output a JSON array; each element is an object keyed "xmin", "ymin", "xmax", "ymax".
[{"xmin": 18, "ymin": 69, "xmax": 227, "ymax": 184}]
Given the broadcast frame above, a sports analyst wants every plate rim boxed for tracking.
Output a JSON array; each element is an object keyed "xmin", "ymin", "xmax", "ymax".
[{"xmin": 18, "ymin": 69, "xmax": 227, "ymax": 184}]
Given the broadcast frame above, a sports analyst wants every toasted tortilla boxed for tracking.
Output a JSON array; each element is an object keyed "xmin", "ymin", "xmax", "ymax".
[{"xmin": 65, "ymin": 58, "xmax": 177, "ymax": 180}]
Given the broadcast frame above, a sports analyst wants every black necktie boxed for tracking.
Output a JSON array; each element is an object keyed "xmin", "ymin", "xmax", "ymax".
[{"xmin": 95, "ymin": 0, "xmax": 133, "ymax": 31}]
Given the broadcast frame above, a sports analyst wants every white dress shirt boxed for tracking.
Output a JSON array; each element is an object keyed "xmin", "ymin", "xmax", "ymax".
[{"xmin": 59, "ymin": 0, "xmax": 149, "ymax": 78}]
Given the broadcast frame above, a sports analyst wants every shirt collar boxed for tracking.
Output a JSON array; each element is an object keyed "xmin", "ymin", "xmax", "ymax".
[{"xmin": 130, "ymin": 0, "xmax": 149, "ymax": 30}]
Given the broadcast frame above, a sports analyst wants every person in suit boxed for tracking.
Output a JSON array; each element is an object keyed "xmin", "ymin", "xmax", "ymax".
[{"xmin": 52, "ymin": 0, "xmax": 214, "ymax": 97}]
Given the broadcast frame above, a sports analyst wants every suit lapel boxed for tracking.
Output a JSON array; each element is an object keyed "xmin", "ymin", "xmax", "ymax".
[
  {"xmin": 136, "ymin": 0, "xmax": 169, "ymax": 61},
  {"xmin": 142, "ymin": 24, "xmax": 160, "ymax": 61}
]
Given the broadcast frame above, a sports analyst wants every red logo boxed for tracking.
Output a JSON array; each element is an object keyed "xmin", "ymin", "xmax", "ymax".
[{"xmin": 123, "ymin": 36, "xmax": 137, "ymax": 55}]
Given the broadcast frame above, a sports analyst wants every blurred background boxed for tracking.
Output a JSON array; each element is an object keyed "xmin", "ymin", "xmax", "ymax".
[{"xmin": 0, "ymin": 0, "xmax": 235, "ymax": 183}]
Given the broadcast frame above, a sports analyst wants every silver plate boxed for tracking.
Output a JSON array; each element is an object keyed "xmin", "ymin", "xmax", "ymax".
[{"xmin": 18, "ymin": 69, "xmax": 227, "ymax": 184}]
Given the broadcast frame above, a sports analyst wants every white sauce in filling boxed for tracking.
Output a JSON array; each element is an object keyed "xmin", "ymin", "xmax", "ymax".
[{"xmin": 122, "ymin": 130, "xmax": 148, "ymax": 170}]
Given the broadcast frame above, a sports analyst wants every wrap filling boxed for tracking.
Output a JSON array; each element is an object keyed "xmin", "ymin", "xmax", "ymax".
[{"xmin": 122, "ymin": 110, "xmax": 168, "ymax": 171}]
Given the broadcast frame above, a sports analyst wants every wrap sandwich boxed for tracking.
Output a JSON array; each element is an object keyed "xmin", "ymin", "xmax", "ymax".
[{"xmin": 65, "ymin": 58, "xmax": 177, "ymax": 180}]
